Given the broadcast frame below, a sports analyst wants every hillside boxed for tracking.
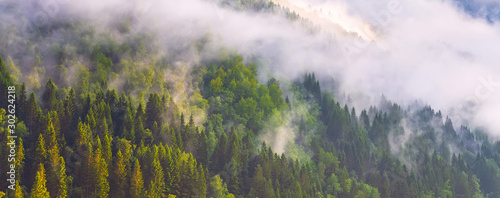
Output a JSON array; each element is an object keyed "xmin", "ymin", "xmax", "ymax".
[{"xmin": 1, "ymin": 0, "xmax": 500, "ymax": 197}]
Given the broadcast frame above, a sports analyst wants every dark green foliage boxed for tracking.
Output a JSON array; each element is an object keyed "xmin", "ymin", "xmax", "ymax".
[
  {"xmin": 42, "ymin": 79, "xmax": 58, "ymax": 110},
  {"xmin": 0, "ymin": 48, "xmax": 499, "ymax": 198},
  {"xmin": 0, "ymin": 57, "xmax": 12, "ymax": 110}
]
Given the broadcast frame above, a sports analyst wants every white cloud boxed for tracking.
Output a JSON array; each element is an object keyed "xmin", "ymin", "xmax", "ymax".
[{"xmin": 3, "ymin": 0, "xmax": 500, "ymax": 137}]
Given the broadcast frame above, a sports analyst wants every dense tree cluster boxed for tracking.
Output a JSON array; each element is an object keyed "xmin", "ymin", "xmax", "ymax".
[
  {"xmin": 0, "ymin": 1, "xmax": 499, "ymax": 196},
  {"xmin": 2, "ymin": 51, "xmax": 500, "ymax": 197}
]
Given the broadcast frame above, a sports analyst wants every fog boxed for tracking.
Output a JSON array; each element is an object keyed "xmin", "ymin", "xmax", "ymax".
[
  {"xmin": 276, "ymin": 0, "xmax": 500, "ymax": 138},
  {"xmin": 1, "ymin": 0, "xmax": 500, "ymax": 139}
]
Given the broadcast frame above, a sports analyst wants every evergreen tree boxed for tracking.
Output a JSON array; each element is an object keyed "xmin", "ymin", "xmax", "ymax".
[
  {"xmin": 130, "ymin": 159, "xmax": 145, "ymax": 198},
  {"xmin": 228, "ymin": 128, "xmax": 241, "ymax": 194},
  {"xmin": 46, "ymin": 124, "xmax": 67, "ymax": 198},
  {"xmin": 34, "ymin": 134, "xmax": 47, "ymax": 167},
  {"xmin": 102, "ymin": 132, "xmax": 112, "ymax": 168},
  {"xmin": 15, "ymin": 138, "xmax": 25, "ymax": 182},
  {"xmin": 148, "ymin": 157, "xmax": 165, "ymax": 198},
  {"xmin": 15, "ymin": 179, "xmax": 24, "ymax": 198},
  {"xmin": 42, "ymin": 78, "xmax": 58, "ymax": 110},
  {"xmin": 111, "ymin": 150, "xmax": 127, "ymax": 198},
  {"xmin": 210, "ymin": 132, "xmax": 228, "ymax": 173},
  {"xmin": 17, "ymin": 83, "xmax": 27, "ymax": 121},
  {"xmin": 31, "ymin": 164, "xmax": 50, "ymax": 198},
  {"xmin": 145, "ymin": 93, "xmax": 163, "ymax": 130},
  {"xmin": 0, "ymin": 57, "xmax": 12, "ymax": 109},
  {"xmin": 93, "ymin": 137, "xmax": 110, "ymax": 198}
]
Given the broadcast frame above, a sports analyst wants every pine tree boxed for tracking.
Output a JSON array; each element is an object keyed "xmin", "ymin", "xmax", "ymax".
[
  {"xmin": 17, "ymin": 83, "xmax": 27, "ymax": 121},
  {"xmin": 148, "ymin": 157, "xmax": 165, "ymax": 198},
  {"xmin": 169, "ymin": 127, "xmax": 178, "ymax": 150},
  {"xmin": 93, "ymin": 137, "xmax": 109, "ymax": 198},
  {"xmin": 134, "ymin": 104, "xmax": 145, "ymax": 144},
  {"xmin": 252, "ymin": 165, "xmax": 276, "ymax": 198},
  {"xmin": 102, "ymin": 132, "xmax": 112, "ymax": 168},
  {"xmin": 165, "ymin": 146, "xmax": 180, "ymax": 195},
  {"xmin": 26, "ymin": 92, "xmax": 40, "ymax": 134},
  {"xmin": 122, "ymin": 106, "xmax": 135, "ymax": 141},
  {"xmin": 15, "ymin": 179, "xmax": 24, "ymax": 198},
  {"xmin": 172, "ymin": 128, "xmax": 181, "ymax": 151},
  {"xmin": 197, "ymin": 164, "xmax": 207, "ymax": 197},
  {"xmin": 76, "ymin": 122, "xmax": 92, "ymax": 151},
  {"xmin": 0, "ymin": 57, "xmax": 12, "ymax": 109},
  {"xmin": 31, "ymin": 164, "xmax": 50, "ymax": 198},
  {"xmin": 34, "ymin": 134, "xmax": 47, "ymax": 167},
  {"xmin": 210, "ymin": 132, "xmax": 227, "ymax": 173},
  {"xmin": 61, "ymin": 89, "xmax": 76, "ymax": 145},
  {"xmin": 360, "ymin": 110, "xmax": 370, "ymax": 131},
  {"xmin": 145, "ymin": 93, "xmax": 163, "ymax": 130},
  {"xmin": 228, "ymin": 128, "xmax": 241, "ymax": 194},
  {"xmin": 42, "ymin": 78, "xmax": 58, "ymax": 110},
  {"xmin": 46, "ymin": 123, "xmax": 67, "ymax": 198},
  {"xmin": 130, "ymin": 159, "xmax": 144, "ymax": 198},
  {"xmin": 15, "ymin": 138, "xmax": 25, "ymax": 181},
  {"xmin": 196, "ymin": 130, "xmax": 208, "ymax": 166},
  {"xmin": 111, "ymin": 150, "xmax": 127, "ymax": 198}
]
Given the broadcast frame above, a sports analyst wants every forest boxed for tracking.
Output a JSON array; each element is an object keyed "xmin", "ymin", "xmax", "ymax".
[{"xmin": 1, "ymin": 0, "xmax": 500, "ymax": 197}]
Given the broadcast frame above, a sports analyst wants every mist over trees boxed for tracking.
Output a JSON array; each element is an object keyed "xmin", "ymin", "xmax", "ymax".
[{"xmin": 1, "ymin": 0, "xmax": 500, "ymax": 197}]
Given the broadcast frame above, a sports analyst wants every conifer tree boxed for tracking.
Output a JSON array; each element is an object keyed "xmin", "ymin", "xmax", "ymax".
[
  {"xmin": 15, "ymin": 138, "xmax": 25, "ymax": 181},
  {"xmin": 0, "ymin": 57, "xmax": 12, "ymax": 109},
  {"xmin": 122, "ymin": 106, "xmax": 135, "ymax": 141},
  {"xmin": 26, "ymin": 92, "xmax": 39, "ymax": 134},
  {"xmin": 148, "ymin": 157, "xmax": 165, "ymax": 198},
  {"xmin": 34, "ymin": 134, "xmax": 47, "ymax": 167},
  {"xmin": 145, "ymin": 93, "xmax": 163, "ymax": 130},
  {"xmin": 111, "ymin": 150, "xmax": 127, "ymax": 198},
  {"xmin": 42, "ymin": 78, "xmax": 58, "ymax": 110},
  {"xmin": 61, "ymin": 89, "xmax": 76, "ymax": 145},
  {"xmin": 197, "ymin": 164, "xmax": 207, "ymax": 197},
  {"xmin": 46, "ymin": 124, "xmax": 67, "ymax": 198},
  {"xmin": 130, "ymin": 159, "xmax": 144, "ymax": 198},
  {"xmin": 93, "ymin": 137, "xmax": 109, "ymax": 198},
  {"xmin": 15, "ymin": 179, "xmax": 24, "ymax": 198},
  {"xmin": 228, "ymin": 128, "xmax": 241, "ymax": 194},
  {"xmin": 102, "ymin": 132, "xmax": 112, "ymax": 168},
  {"xmin": 210, "ymin": 132, "xmax": 227, "ymax": 173},
  {"xmin": 17, "ymin": 83, "xmax": 27, "ymax": 121},
  {"xmin": 31, "ymin": 164, "xmax": 50, "ymax": 198},
  {"xmin": 196, "ymin": 130, "xmax": 208, "ymax": 166}
]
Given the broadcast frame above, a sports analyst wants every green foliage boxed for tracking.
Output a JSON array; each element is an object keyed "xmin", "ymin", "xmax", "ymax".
[
  {"xmin": 130, "ymin": 159, "xmax": 145, "ymax": 197},
  {"xmin": 0, "ymin": 46, "xmax": 498, "ymax": 198},
  {"xmin": 31, "ymin": 164, "xmax": 50, "ymax": 198},
  {"xmin": 208, "ymin": 175, "xmax": 235, "ymax": 198},
  {"xmin": 5, "ymin": 56, "xmax": 21, "ymax": 84}
]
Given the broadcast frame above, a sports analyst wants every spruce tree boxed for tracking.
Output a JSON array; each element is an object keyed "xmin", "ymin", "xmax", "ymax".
[
  {"xmin": 111, "ymin": 150, "xmax": 127, "ymax": 198},
  {"xmin": 17, "ymin": 83, "xmax": 27, "ymax": 121},
  {"xmin": 31, "ymin": 164, "xmax": 50, "ymax": 198},
  {"xmin": 148, "ymin": 157, "xmax": 165, "ymax": 198},
  {"xmin": 46, "ymin": 124, "xmax": 67, "ymax": 198},
  {"xmin": 42, "ymin": 78, "xmax": 57, "ymax": 110},
  {"xmin": 15, "ymin": 138, "xmax": 25, "ymax": 182},
  {"xmin": 130, "ymin": 159, "xmax": 144, "ymax": 198},
  {"xmin": 15, "ymin": 179, "xmax": 24, "ymax": 198},
  {"xmin": 34, "ymin": 134, "xmax": 47, "ymax": 167},
  {"xmin": 94, "ymin": 137, "xmax": 109, "ymax": 198},
  {"xmin": 0, "ymin": 57, "xmax": 12, "ymax": 109}
]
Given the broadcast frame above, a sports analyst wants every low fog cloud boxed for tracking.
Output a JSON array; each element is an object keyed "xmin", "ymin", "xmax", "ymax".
[{"xmin": 2, "ymin": 0, "xmax": 500, "ymax": 137}]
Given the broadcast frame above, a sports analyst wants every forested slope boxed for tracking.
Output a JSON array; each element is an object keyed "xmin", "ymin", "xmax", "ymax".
[
  {"xmin": 1, "ymin": 0, "xmax": 500, "ymax": 197},
  {"xmin": 2, "ymin": 50, "xmax": 500, "ymax": 197}
]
